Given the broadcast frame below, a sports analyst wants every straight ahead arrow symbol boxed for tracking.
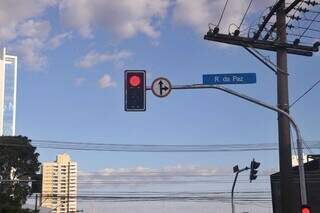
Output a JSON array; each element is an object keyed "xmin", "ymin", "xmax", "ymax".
[
  {"xmin": 158, "ymin": 80, "xmax": 169, "ymax": 96},
  {"xmin": 159, "ymin": 81, "xmax": 164, "ymax": 96}
]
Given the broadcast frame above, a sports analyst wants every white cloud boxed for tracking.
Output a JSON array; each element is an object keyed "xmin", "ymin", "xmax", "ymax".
[
  {"xmin": 49, "ymin": 32, "xmax": 73, "ymax": 48},
  {"xmin": 80, "ymin": 165, "xmax": 224, "ymax": 179},
  {"xmin": 0, "ymin": 24, "xmax": 17, "ymax": 43},
  {"xmin": 12, "ymin": 19, "xmax": 52, "ymax": 71},
  {"xmin": 0, "ymin": 0, "xmax": 57, "ymax": 42},
  {"xmin": 0, "ymin": 0, "xmax": 58, "ymax": 70},
  {"xmin": 14, "ymin": 38, "xmax": 47, "ymax": 71},
  {"xmin": 79, "ymin": 165, "xmax": 216, "ymax": 187},
  {"xmin": 59, "ymin": 0, "xmax": 170, "ymax": 39},
  {"xmin": 98, "ymin": 74, "xmax": 116, "ymax": 89},
  {"xmin": 0, "ymin": 0, "xmax": 278, "ymax": 71},
  {"xmin": 79, "ymin": 164, "xmax": 276, "ymax": 182},
  {"xmin": 172, "ymin": 0, "xmax": 275, "ymax": 35},
  {"xmin": 77, "ymin": 50, "xmax": 132, "ymax": 69},
  {"xmin": 18, "ymin": 20, "xmax": 51, "ymax": 40}
]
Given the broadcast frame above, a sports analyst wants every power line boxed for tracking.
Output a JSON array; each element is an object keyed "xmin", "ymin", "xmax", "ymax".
[
  {"xmin": 299, "ymin": 13, "xmax": 320, "ymax": 39},
  {"xmin": 239, "ymin": 0, "xmax": 254, "ymax": 29},
  {"xmin": 32, "ymin": 193, "xmax": 273, "ymax": 203},
  {"xmin": 264, "ymin": 0, "xmax": 320, "ymax": 42},
  {"xmin": 287, "ymin": 33, "xmax": 320, "ymax": 40},
  {"xmin": 294, "ymin": 7, "xmax": 320, "ymax": 14},
  {"xmin": 287, "ymin": 15, "xmax": 320, "ymax": 23},
  {"xmin": 1, "ymin": 139, "xmax": 320, "ymax": 152},
  {"xmin": 290, "ymin": 79, "xmax": 320, "ymax": 108},
  {"xmin": 287, "ymin": 24, "xmax": 320, "ymax": 33},
  {"xmin": 217, "ymin": 0, "xmax": 230, "ymax": 27}
]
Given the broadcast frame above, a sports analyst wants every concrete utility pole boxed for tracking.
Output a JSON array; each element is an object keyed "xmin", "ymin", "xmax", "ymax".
[
  {"xmin": 276, "ymin": 1, "xmax": 294, "ymax": 212},
  {"xmin": 203, "ymin": 0, "xmax": 318, "ymax": 211}
]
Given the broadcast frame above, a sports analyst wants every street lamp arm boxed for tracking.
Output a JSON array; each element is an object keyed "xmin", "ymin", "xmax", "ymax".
[{"xmin": 164, "ymin": 83, "xmax": 307, "ymax": 205}]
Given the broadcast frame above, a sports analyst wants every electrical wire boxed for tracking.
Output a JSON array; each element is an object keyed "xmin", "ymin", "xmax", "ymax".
[
  {"xmin": 294, "ymin": 7, "xmax": 320, "ymax": 14},
  {"xmin": 290, "ymin": 79, "xmax": 320, "ymax": 108},
  {"xmin": 288, "ymin": 15, "xmax": 320, "ymax": 23},
  {"xmin": 287, "ymin": 24, "xmax": 320, "ymax": 33},
  {"xmin": 31, "ymin": 193, "xmax": 273, "ymax": 203},
  {"xmin": 261, "ymin": 0, "xmax": 305, "ymax": 41},
  {"xmin": 218, "ymin": 0, "xmax": 230, "ymax": 27},
  {"xmin": 286, "ymin": 1, "xmax": 308, "ymax": 28},
  {"xmin": 1, "ymin": 139, "xmax": 320, "ymax": 152},
  {"xmin": 263, "ymin": 0, "xmax": 320, "ymax": 41},
  {"xmin": 299, "ymin": 13, "xmax": 320, "ymax": 39},
  {"xmin": 287, "ymin": 33, "xmax": 320, "ymax": 39},
  {"xmin": 239, "ymin": 0, "xmax": 254, "ymax": 29}
]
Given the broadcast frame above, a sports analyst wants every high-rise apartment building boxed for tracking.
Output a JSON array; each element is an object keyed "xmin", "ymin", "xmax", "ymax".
[
  {"xmin": 41, "ymin": 153, "xmax": 77, "ymax": 213},
  {"xmin": 0, "ymin": 48, "xmax": 17, "ymax": 136}
]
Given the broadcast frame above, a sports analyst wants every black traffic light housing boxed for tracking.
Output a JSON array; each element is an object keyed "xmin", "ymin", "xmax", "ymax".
[
  {"xmin": 249, "ymin": 158, "xmax": 260, "ymax": 182},
  {"xmin": 31, "ymin": 174, "xmax": 42, "ymax": 193},
  {"xmin": 125, "ymin": 70, "xmax": 146, "ymax": 111},
  {"xmin": 301, "ymin": 205, "xmax": 311, "ymax": 213}
]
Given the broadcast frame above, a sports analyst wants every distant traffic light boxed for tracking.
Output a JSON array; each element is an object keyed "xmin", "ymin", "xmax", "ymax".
[
  {"xmin": 31, "ymin": 174, "xmax": 42, "ymax": 193},
  {"xmin": 124, "ymin": 70, "xmax": 146, "ymax": 111},
  {"xmin": 249, "ymin": 158, "xmax": 260, "ymax": 182},
  {"xmin": 301, "ymin": 205, "xmax": 311, "ymax": 213}
]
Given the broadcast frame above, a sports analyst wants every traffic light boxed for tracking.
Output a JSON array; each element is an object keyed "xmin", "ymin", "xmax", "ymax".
[
  {"xmin": 249, "ymin": 158, "xmax": 260, "ymax": 182},
  {"xmin": 301, "ymin": 205, "xmax": 311, "ymax": 213},
  {"xmin": 31, "ymin": 174, "xmax": 42, "ymax": 193},
  {"xmin": 125, "ymin": 70, "xmax": 146, "ymax": 111}
]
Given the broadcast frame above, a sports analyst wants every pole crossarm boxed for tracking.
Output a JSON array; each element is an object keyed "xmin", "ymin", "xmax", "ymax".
[
  {"xmin": 204, "ymin": 32, "xmax": 318, "ymax": 56},
  {"xmin": 264, "ymin": 0, "xmax": 304, "ymax": 40}
]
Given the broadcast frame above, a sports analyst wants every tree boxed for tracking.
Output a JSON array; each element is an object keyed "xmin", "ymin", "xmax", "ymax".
[{"xmin": 0, "ymin": 136, "xmax": 40, "ymax": 212}]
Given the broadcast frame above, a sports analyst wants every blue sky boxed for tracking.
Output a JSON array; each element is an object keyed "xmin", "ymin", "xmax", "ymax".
[{"xmin": 2, "ymin": 0, "xmax": 320, "ymax": 212}]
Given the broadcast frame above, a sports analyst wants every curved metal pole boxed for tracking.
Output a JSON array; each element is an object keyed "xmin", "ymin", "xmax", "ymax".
[
  {"xmin": 160, "ymin": 84, "xmax": 307, "ymax": 205},
  {"xmin": 231, "ymin": 172, "xmax": 239, "ymax": 213},
  {"xmin": 231, "ymin": 167, "xmax": 249, "ymax": 213}
]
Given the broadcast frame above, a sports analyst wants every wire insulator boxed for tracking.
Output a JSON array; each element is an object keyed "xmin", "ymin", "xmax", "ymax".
[
  {"xmin": 295, "ymin": 7, "xmax": 309, "ymax": 13},
  {"xmin": 287, "ymin": 15, "xmax": 302, "ymax": 21},
  {"xmin": 304, "ymin": 0, "xmax": 319, "ymax": 6}
]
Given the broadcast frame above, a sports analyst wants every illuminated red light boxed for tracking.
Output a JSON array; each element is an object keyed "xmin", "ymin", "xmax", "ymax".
[
  {"xmin": 302, "ymin": 207, "xmax": 311, "ymax": 213},
  {"xmin": 129, "ymin": 75, "xmax": 141, "ymax": 87}
]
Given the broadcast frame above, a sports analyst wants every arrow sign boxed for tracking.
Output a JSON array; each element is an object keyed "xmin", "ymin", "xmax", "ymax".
[
  {"xmin": 203, "ymin": 73, "xmax": 257, "ymax": 85},
  {"xmin": 159, "ymin": 80, "xmax": 169, "ymax": 96},
  {"xmin": 152, "ymin": 77, "xmax": 172, "ymax": 98}
]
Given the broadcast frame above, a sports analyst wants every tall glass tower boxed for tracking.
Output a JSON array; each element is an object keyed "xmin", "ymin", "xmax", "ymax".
[{"xmin": 0, "ymin": 48, "xmax": 17, "ymax": 136}]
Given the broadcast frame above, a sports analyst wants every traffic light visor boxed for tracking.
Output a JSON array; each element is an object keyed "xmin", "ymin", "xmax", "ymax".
[{"xmin": 251, "ymin": 160, "xmax": 260, "ymax": 169}]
